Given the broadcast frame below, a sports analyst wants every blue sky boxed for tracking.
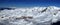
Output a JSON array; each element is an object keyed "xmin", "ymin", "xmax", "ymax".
[{"xmin": 0, "ymin": 0, "xmax": 60, "ymax": 7}]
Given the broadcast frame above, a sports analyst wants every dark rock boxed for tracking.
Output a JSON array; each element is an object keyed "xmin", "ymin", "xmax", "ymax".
[
  {"xmin": 41, "ymin": 8, "xmax": 47, "ymax": 13},
  {"xmin": 0, "ymin": 8, "xmax": 15, "ymax": 10},
  {"xmin": 52, "ymin": 21, "xmax": 60, "ymax": 25}
]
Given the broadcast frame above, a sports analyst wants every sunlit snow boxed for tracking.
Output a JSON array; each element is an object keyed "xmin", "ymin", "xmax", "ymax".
[{"xmin": 0, "ymin": 6, "xmax": 60, "ymax": 25}]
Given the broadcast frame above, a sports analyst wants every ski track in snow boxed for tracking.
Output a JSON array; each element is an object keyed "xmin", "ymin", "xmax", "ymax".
[{"xmin": 0, "ymin": 6, "xmax": 60, "ymax": 25}]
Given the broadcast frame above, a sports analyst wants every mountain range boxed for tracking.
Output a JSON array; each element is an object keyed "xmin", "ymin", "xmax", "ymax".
[{"xmin": 0, "ymin": 6, "xmax": 60, "ymax": 25}]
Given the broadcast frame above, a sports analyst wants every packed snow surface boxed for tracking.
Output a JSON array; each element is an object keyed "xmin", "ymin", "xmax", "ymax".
[{"xmin": 0, "ymin": 6, "xmax": 60, "ymax": 25}]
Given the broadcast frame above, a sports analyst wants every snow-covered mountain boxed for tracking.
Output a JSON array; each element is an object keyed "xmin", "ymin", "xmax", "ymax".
[{"xmin": 0, "ymin": 6, "xmax": 60, "ymax": 25}]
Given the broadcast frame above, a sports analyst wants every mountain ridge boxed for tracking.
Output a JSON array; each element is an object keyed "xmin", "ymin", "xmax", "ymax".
[{"xmin": 0, "ymin": 6, "xmax": 60, "ymax": 25}]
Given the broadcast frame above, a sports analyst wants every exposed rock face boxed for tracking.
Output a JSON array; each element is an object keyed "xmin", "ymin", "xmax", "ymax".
[
  {"xmin": 0, "ymin": 8, "xmax": 15, "ymax": 12},
  {"xmin": 0, "ymin": 6, "xmax": 60, "ymax": 25}
]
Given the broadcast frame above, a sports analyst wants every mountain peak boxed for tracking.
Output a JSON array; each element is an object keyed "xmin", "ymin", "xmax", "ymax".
[{"xmin": 0, "ymin": 6, "xmax": 60, "ymax": 25}]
